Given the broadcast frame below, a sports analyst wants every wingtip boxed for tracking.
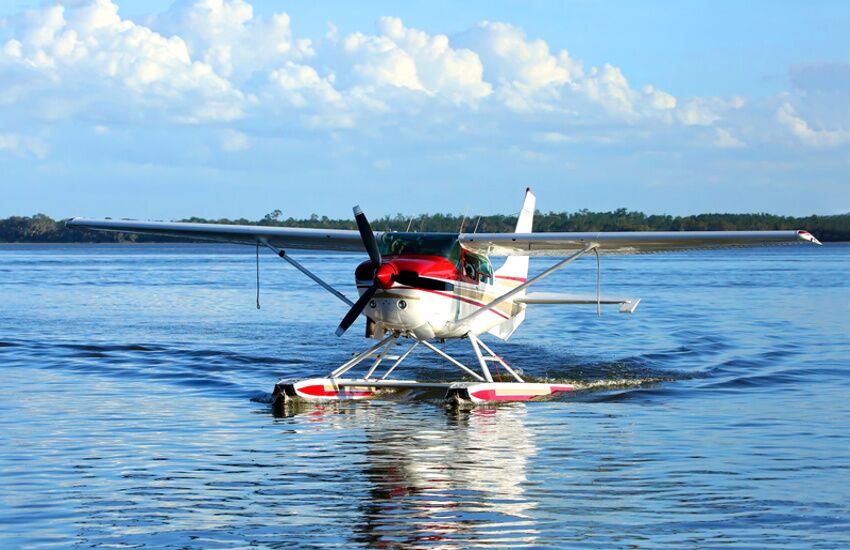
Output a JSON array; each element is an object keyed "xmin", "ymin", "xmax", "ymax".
[
  {"xmin": 619, "ymin": 298, "xmax": 641, "ymax": 314},
  {"xmin": 797, "ymin": 230, "xmax": 822, "ymax": 245}
]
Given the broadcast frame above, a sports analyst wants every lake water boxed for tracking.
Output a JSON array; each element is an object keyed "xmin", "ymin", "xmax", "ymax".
[{"xmin": 1, "ymin": 243, "xmax": 848, "ymax": 548}]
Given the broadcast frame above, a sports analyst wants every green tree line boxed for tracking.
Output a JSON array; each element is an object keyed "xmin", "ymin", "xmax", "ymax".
[{"xmin": 1, "ymin": 210, "xmax": 848, "ymax": 243}]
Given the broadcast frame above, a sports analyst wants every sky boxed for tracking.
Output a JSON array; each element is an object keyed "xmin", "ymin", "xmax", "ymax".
[{"xmin": 0, "ymin": 0, "xmax": 848, "ymax": 220}]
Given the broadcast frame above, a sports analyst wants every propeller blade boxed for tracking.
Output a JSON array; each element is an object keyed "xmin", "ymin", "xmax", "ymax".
[
  {"xmin": 392, "ymin": 272, "xmax": 454, "ymax": 292},
  {"xmin": 335, "ymin": 285, "xmax": 377, "ymax": 337},
  {"xmin": 353, "ymin": 205, "xmax": 382, "ymax": 268}
]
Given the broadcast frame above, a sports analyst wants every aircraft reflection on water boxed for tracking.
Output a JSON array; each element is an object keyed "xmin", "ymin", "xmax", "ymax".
[{"xmin": 274, "ymin": 401, "xmax": 540, "ymax": 547}]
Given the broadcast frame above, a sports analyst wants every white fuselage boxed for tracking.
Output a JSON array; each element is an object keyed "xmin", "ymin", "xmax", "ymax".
[{"xmin": 357, "ymin": 272, "xmax": 525, "ymax": 340}]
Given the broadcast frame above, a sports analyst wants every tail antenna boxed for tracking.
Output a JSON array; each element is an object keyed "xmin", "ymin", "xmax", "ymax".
[{"xmin": 458, "ymin": 207, "xmax": 468, "ymax": 233}]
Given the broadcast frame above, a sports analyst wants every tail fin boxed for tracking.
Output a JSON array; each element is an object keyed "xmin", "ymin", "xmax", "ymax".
[
  {"xmin": 488, "ymin": 188, "xmax": 534, "ymax": 340},
  {"xmin": 494, "ymin": 187, "xmax": 535, "ymax": 281}
]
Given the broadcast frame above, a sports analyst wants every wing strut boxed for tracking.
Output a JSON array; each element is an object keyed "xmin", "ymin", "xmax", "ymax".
[
  {"xmin": 256, "ymin": 241, "xmax": 261, "ymax": 310},
  {"xmin": 260, "ymin": 239, "xmax": 355, "ymax": 307},
  {"xmin": 452, "ymin": 243, "xmax": 599, "ymax": 328},
  {"xmin": 594, "ymin": 246, "xmax": 601, "ymax": 318}
]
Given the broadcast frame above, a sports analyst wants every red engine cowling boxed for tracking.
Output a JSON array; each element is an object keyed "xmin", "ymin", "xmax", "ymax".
[{"xmin": 355, "ymin": 256, "xmax": 459, "ymax": 287}]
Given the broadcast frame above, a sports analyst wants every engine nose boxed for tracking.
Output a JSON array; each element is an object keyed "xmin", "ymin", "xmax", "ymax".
[{"xmin": 374, "ymin": 262, "xmax": 397, "ymax": 288}]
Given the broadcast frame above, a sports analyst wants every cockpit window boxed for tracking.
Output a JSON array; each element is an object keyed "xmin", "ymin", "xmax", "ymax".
[
  {"xmin": 463, "ymin": 251, "xmax": 494, "ymax": 284},
  {"xmin": 379, "ymin": 233, "xmax": 461, "ymax": 263}
]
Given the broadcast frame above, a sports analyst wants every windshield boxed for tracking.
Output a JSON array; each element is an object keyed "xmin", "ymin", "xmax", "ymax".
[{"xmin": 379, "ymin": 233, "xmax": 461, "ymax": 263}]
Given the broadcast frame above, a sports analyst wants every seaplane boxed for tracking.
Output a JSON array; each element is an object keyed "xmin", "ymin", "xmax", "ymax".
[{"xmin": 66, "ymin": 188, "xmax": 821, "ymax": 407}]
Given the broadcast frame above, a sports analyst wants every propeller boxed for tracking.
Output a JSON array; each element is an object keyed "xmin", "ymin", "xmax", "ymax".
[
  {"xmin": 354, "ymin": 205, "xmax": 381, "ymax": 267},
  {"xmin": 336, "ymin": 206, "xmax": 382, "ymax": 336},
  {"xmin": 335, "ymin": 285, "xmax": 378, "ymax": 336},
  {"xmin": 335, "ymin": 205, "xmax": 454, "ymax": 336}
]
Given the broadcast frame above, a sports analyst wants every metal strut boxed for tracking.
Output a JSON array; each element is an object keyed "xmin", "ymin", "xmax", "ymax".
[
  {"xmin": 420, "ymin": 340, "xmax": 485, "ymax": 382},
  {"xmin": 324, "ymin": 333, "xmax": 508, "ymax": 384},
  {"xmin": 260, "ymin": 239, "xmax": 354, "ymax": 307},
  {"xmin": 329, "ymin": 332, "xmax": 397, "ymax": 378},
  {"xmin": 364, "ymin": 333, "xmax": 401, "ymax": 379},
  {"xmin": 452, "ymin": 243, "xmax": 599, "ymax": 327},
  {"xmin": 319, "ymin": 328, "xmax": 523, "ymax": 385},
  {"xmin": 380, "ymin": 340, "xmax": 420, "ymax": 380},
  {"xmin": 468, "ymin": 334, "xmax": 493, "ymax": 382},
  {"xmin": 473, "ymin": 335, "xmax": 524, "ymax": 383}
]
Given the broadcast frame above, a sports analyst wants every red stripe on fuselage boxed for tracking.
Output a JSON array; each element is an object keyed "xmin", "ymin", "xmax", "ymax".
[
  {"xmin": 414, "ymin": 288, "xmax": 511, "ymax": 320},
  {"xmin": 495, "ymin": 275, "xmax": 527, "ymax": 283}
]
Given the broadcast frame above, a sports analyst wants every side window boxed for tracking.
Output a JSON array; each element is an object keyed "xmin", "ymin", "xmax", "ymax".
[
  {"xmin": 479, "ymin": 258, "xmax": 493, "ymax": 285},
  {"xmin": 463, "ymin": 259, "xmax": 477, "ymax": 280},
  {"xmin": 461, "ymin": 252, "xmax": 493, "ymax": 285},
  {"xmin": 460, "ymin": 251, "xmax": 476, "ymax": 281}
]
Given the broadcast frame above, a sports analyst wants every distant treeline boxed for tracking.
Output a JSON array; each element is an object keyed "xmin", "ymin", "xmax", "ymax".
[{"xmin": 1, "ymin": 210, "xmax": 849, "ymax": 243}]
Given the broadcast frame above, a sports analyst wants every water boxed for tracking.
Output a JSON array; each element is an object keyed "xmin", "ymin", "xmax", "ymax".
[{"xmin": 1, "ymin": 243, "xmax": 848, "ymax": 548}]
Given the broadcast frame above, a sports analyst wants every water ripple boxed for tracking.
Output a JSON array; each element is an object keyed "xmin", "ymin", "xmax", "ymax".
[{"xmin": 0, "ymin": 244, "xmax": 848, "ymax": 548}]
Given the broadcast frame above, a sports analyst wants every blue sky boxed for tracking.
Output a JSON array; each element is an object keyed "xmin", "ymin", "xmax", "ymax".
[{"xmin": 1, "ymin": 0, "xmax": 848, "ymax": 220}]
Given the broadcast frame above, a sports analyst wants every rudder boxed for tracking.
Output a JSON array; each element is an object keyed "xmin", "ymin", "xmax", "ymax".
[
  {"xmin": 494, "ymin": 187, "xmax": 534, "ymax": 281},
  {"xmin": 489, "ymin": 188, "xmax": 535, "ymax": 340}
]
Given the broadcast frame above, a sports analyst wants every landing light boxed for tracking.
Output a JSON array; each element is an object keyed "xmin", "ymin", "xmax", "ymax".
[{"xmin": 398, "ymin": 300, "xmax": 408, "ymax": 310}]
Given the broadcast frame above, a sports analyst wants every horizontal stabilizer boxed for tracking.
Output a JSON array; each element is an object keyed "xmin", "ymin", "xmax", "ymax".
[{"xmin": 516, "ymin": 292, "xmax": 640, "ymax": 313}]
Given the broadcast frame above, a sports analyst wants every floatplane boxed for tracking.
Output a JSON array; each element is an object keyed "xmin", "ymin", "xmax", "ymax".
[{"xmin": 66, "ymin": 189, "xmax": 820, "ymax": 406}]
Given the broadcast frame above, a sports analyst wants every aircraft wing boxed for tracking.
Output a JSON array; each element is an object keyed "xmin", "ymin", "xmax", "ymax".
[
  {"xmin": 459, "ymin": 230, "xmax": 821, "ymax": 256},
  {"xmin": 65, "ymin": 218, "xmax": 367, "ymax": 252}
]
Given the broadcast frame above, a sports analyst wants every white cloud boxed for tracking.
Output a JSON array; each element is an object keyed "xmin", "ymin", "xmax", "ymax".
[
  {"xmin": 0, "ymin": 133, "xmax": 48, "ymax": 159},
  {"xmin": 219, "ymin": 128, "xmax": 249, "ymax": 151},
  {"xmin": 643, "ymin": 85, "xmax": 676, "ymax": 110},
  {"xmin": 152, "ymin": 0, "xmax": 313, "ymax": 81},
  {"xmin": 1, "ymin": 0, "xmax": 246, "ymax": 123},
  {"xmin": 454, "ymin": 21, "xmax": 577, "ymax": 114},
  {"xmin": 0, "ymin": 0, "xmax": 842, "ymax": 156},
  {"xmin": 676, "ymin": 98, "xmax": 721, "ymax": 126},
  {"xmin": 714, "ymin": 127, "xmax": 745, "ymax": 148},
  {"xmin": 776, "ymin": 102, "xmax": 850, "ymax": 148},
  {"xmin": 338, "ymin": 17, "xmax": 491, "ymax": 104},
  {"xmin": 0, "ymin": 0, "xmax": 703, "ymax": 132},
  {"xmin": 342, "ymin": 31, "xmax": 425, "ymax": 92},
  {"xmin": 509, "ymin": 145, "xmax": 549, "ymax": 162},
  {"xmin": 268, "ymin": 61, "xmax": 341, "ymax": 108},
  {"xmin": 454, "ymin": 21, "xmax": 688, "ymax": 121},
  {"xmin": 455, "ymin": 21, "xmax": 573, "ymax": 90},
  {"xmin": 538, "ymin": 131, "xmax": 572, "ymax": 143},
  {"xmin": 582, "ymin": 63, "xmax": 638, "ymax": 117},
  {"xmin": 536, "ymin": 131, "xmax": 614, "ymax": 145}
]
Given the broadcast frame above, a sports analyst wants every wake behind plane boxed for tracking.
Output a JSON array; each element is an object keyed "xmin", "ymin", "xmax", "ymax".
[{"xmin": 66, "ymin": 189, "xmax": 821, "ymax": 406}]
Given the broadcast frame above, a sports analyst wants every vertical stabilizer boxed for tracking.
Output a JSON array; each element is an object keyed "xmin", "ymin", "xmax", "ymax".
[
  {"xmin": 489, "ymin": 188, "xmax": 535, "ymax": 340},
  {"xmin": 494, "ymin": 187, "xmax": 534, "ymax": 281}
]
